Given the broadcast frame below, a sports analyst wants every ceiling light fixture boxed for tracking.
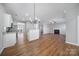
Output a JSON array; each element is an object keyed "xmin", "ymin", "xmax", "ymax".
[
  {"xmin": 49, "ymin": 20, "xmax": 56, "ymax": 24},
  {"xmin": 23, "ymin": 3, "xmax": 40, "ymax": 23}
]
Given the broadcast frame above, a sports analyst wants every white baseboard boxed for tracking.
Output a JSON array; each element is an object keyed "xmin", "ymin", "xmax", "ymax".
[
  {"xmin": 0, "ymin": 47, "xmax": 4, "ymax": 54},
  {"xmin": 66, "ymin": 41, "xmax": 79, "ymax": 46}
]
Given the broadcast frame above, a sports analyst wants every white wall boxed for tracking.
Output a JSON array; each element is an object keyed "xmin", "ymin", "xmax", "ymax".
[
  {"xmin": 25, "ymin": 22, "xmax": 35, "ymax": 31},
  {"xmin": 43, "ymin": 23, "xmax": 50, "ymax": 34},
  {"xmin": 66, "ymin": 5, "xmax": 78, "ymax": 45},
  {"xmin": 0, "ymin": 26, "xmax": 3, "ymax": 54},
  {"xmin": 77, "ymin": 16, "xmax": 79, "ymax": 45},
  {"xmin": 42, "ymin": 22, "xmax": 66, "ymax": 35},
  {"xmin": 76, "ymin": 4, "xmax": 79, "ymax": 45}
]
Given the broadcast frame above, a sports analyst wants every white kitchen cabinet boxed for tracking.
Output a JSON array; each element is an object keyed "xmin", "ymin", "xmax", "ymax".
[
  {"xmin": 0, "ymin": 12, "xmax": 13, "ymax": 27},
  {"xmin": 3, "ymin": 13, "xmax": 13, "ymax": 27},
  {"xmin": 3, "ymin": 32, "xmax": 16, "ymax": 48},
  {"xmin": 0, "ymin": 11, "xmax": 13, "ymax": 54}
]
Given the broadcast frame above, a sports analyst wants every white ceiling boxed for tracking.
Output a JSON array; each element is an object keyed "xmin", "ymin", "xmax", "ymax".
[{"xmin": 1, "ymin": 3, "xmax": 78, "ymax": 23}]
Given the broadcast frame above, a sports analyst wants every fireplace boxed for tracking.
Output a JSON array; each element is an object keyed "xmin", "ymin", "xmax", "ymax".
[{"xmin": 54, "ymin": 29, "xmax": 60, "ymax": 34}]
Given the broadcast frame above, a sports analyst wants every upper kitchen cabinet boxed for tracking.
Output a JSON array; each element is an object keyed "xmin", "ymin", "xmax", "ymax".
[
  {"xmin": 0, "ymin": 12, "xmax": 13, "ymax": 27},
  {"xmin": 3, "ymin": 13, "xmax": 13, "ymax": 27}
]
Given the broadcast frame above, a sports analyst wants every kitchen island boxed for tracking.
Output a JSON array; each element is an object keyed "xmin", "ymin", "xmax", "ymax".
[{"xmin": 27, "ymin": 29, "xmax": 40, "ymax": 41}]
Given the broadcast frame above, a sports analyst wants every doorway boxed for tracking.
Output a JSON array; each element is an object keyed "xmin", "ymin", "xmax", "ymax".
[{"xmin": 16, "ymin": 22, "xmax": 26, "ymax": 44}]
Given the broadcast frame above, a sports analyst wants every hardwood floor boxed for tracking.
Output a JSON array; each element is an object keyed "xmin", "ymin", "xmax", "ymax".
[{"xmin": 1, "ymin": 33, "xmax": 79, "ymax": 56}]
